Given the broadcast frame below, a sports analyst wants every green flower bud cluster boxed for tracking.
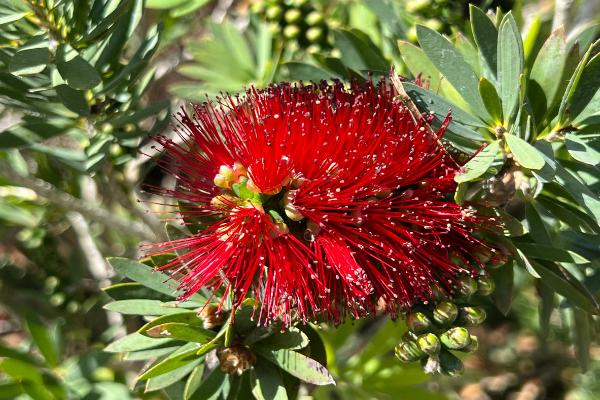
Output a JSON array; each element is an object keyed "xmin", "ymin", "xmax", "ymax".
[
  {"xmin": 394, "ymin": 274, "xmax": 493, "ymax": 376},
  {"xmin": 404, "ymin": 0, "xmax": 464, "ymax": 42},
  {"xmin": 252, "ymin": 0, "xmax": 333, "ymax": 52}
]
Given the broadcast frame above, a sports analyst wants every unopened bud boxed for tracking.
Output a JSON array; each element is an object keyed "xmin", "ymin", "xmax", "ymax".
[
  {"xmin": 433, "ymin": 301, "xmax": 458, "ymax": 326},
  {"xmin": 284, "ymin": 8, "xmax": 302, "ymax": 24},
  {"xmin": 440, "ymin": 327, "xmax": 471, "ymax": 350},
  {"xmin": 306, "ymin": 27, "xmax": 323, "ymax": 43},
  {"xmin": 459, "ymin": 335, "xmax": 479, "ymax": 353},
  {"xmin": 456, "ymin": 275, "xmax": 478, "ymax": 298},
  {"xmin": 265, "ymin": 5, "xmax": 283, "ymax": 20},
  {"xmin": 460, "ymin": 306, "xmax": 486, "ymax": 325},
  {"xmin": 218, "ymin": 345, "xmax": 256, "ymax": 375},
  {"xmin": 477, "ymin": 275, "xmax": 495, "ymax": 296},
  {"xmin": 407, "ymin": 311, "xmax": 433, "ymax": 334},
  {"xmin": 283, "ymin": 25, "xmax": 301, "ymax": 39},
  {"xmin": 395, "ymin": 340, "xmax": 424, "ymax": 362},
  {"xmin": 198, "ymin": 304, "xmax": 224, "ymax": 329},
  {"xmin": 283, "ymin": 190, "xmax": 304, "ymax": 221},
  {"xmin": 417, "ymin": 333, "xmax": 440, "ymax": 355},
  {"xmin": 306, "ymin": 11, "xmax": 324, "ymax": 26},
  {"xmin": 439, "ymin": 350, "xmax": 464, "ymax": 376}
]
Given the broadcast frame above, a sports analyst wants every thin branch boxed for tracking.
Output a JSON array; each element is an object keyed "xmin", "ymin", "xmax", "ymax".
[{"xmin": 0, "ymin": 163, "xmax": 156, "ymax": 241}]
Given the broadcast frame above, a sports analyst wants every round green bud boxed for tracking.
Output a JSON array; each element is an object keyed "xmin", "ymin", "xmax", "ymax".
[
  {"xmin": 430, "ymin": 285, "xmax": 447, "ymax": 301},
  {"xmin": 439, "ymin": 350, "xmax": 464, "ymax": 376},
  {"xmin": 407, "ymin": 311, "xmax": 433, "ymax": 334},
  {"xmin": 417, "ymin": 333, "xmax": 441, "ymax": 355},
  {"xmin": 265, "ymin": 5, "xmax": 283, "ymax": 21},
  {"xmin": 433, "ymin": 301, "xmax": 458, "ymax": 326},
  {"xmin": 395, "ymin": 340, "xmax": 425, "ymax": 362},
  {"xmin": 306, "ymin": 44, "xmax": 322, "ymax": 54},
  {"xmin": 459, "ymin": 335, "xmax": 479, "ymax": 353},
  {"xmin": 477, "ymin": 275, "xmax": 495, "ymax": 296},
  {"xmin": 440, "ymin": 327, "xmax": 470, "ymax": 350},
  {"xmin": 456, "ymin": 275, "xmax": 478, "ymax": 298},
  {"xmin": 284, "ymin": 8, "xmax": 302, "ymax": 24},
  {"xmin": 305, "ymin": 27, "xmax": 323, "ymax": 43},
  {"xmin": 306, "ymin": 10, "xmax": 324, "ymax": 26},
  {"xmin": 423, "ymin": 18, "xmax": 444, "ymax": 32},
  {"xmin": 283, "ymin": 25, "xmax": 301, "ymax": 39},
  {"xmin": 460, "ymin": 306, "xmax": 487, "ymax": 325}
]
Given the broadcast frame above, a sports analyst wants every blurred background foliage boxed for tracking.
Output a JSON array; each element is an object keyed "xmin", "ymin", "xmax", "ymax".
[{"xmin": 1, "ymin": 0, "xmax": 600, "ymax": 399}]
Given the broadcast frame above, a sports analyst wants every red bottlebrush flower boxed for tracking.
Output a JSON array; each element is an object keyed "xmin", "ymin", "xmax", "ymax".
[{"xmin": 146, "ymin": 76, "xmax": 496, "ymax": 326}]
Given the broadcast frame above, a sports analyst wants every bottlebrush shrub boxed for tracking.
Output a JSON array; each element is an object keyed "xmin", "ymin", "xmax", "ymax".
[{"xmin": 104, "ymin": 76, "xmax": 506, "ymax": 396}]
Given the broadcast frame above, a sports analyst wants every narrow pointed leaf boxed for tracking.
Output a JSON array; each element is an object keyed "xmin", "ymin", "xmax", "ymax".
[
  {"xmin": 497, "ymin": 13, "xmax": 524, "ymax": 123},
  {"xmin": 455, "ymin": 140, "xmax": 501, "ymax": 183},
  {"xmin": 505, "ymin": 134, "xmax": 545, "ymax": 169},
  {"xmin": 257, "ymin": 348, "xmax": 334, "ymax": 386}
]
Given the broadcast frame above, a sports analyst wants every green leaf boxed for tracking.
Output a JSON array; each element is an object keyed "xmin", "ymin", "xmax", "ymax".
[
  {"xmin": 515, "ymin": 242, "xmax": 589, "ymax": 264},
  {"xmin": 529, "ymin": 261, "xmax": 600, "ymax": 314},
  {"xmin": 107, "ymin": 257, "xmax": 204, "ymax": 300},
  {"xmin": 529, "ymin": 28, "xmax": 567, "ymax": 118},
  {"xmin": 495, "ymin": 208, "xmax": 527, "ymax": 236},
  {"xmin": 538, "ymin": 282, "xmax": 554, "ymax": 338},
  {"xmin": 145, "ymin": 358, "xmax": 202, "ymax": 392},
  {"xmin": 188, "ymin": 368, "xmax": 227, "ymax": 400},
  {"xmin": 124, "ymin": 345, "xmax": 181, "ymax": 361},
  {"xmin": 145, "ymin": 0, "xmax": 188, "ymax": 9},
  {"xmin": 479, "ymin": 77, "xmax": 503, "ymax": 123},
  {"xmin": 525, "ymin": 201, "xmax": 551, "ymax": 244},
  {"xmin": 0, "ymin": 358, "xmax": 43, "ymax": 384},
  {"xmin": 9, "ymin": 35, "xmax": 49, "ymax": 75},
  {"xmin": 532, "ymin": 141, "xmax": 557, "ymax": 183},
  {"xmin": 170, "ymin": 0, "xmax": 210, "ymax": 17},
  {"xmin": 105, "ymin": 332, "xmax": 173, "ymax": 353},
  {"xmin": 333, "ymin": 29, "xmax": 388, "ymax": 72},
  {"xmin": 455, "ymin": 140, "xmax": 501, "ymax": 183},
  {"xmin": 255, "ymin": 328, "xmax": 308, "ymax": 351},
  {"xmin": 183, "ymin": 365, "xmax": 205, "ymax": 400},
  {"xmin": 104, "ymin": 300, "xmax": 193, "ymax": 316},
  {"xmin": 55, "ymin": 85, "xmax": 90, "ymax": 116},
  {"xmin": 257, "ymin": 349, "xmax": 334, "ymax": 386},
  {"xmin": 497, "ymin": 13, "xmax": 524, "ymax": 123},
  {"xmin": 24, "ymin": 315, "xmax": 59, "ymax": 368},
  {"xmin": 504, "ymin": 134, "xmax": 545, "ymax": 170},
  {"xmin": 403, "ymin": 82, "xmax": 486, "ymax": 129},
  {"xmin": 490, "ymin": 261, "xmax": 514, "ymax": 315},
  {"xmin": 103, "ymin": 282, "xmax": 173, "ymax": 301},
  {"xmin": 251, "ymin": 361, "xmax": 288, "ymax": 400},
  {"xmin": 144, "ymin": 323, "xmax": 216, "ymax": 343},
  {"xmin": 139, "ymin": 312, "xmax": 202, "ymax": 335},
  {"xmin": 554, "ymin": 164, "xmax": 600, "ymax": 225},
  {"xmin": 0, "ymin": 382, "xmax": 23, "ymax": 399},
  {"xmin": 398, "ymin": 40, "xmax": 440, "ymax": 89},
  {"xmin": 56, "ymin": 44, "xmax": 102, "ymax": 90},
  {"xmin": 416, "ymin": 25, "xmax": 489, "ymax": 120},
  {"xmin": 139, "ymin": 343, "xmax": 207, "ymax": 380},
  {"xmin": 284, "ymin": 62, "xmax": 332, "ymax": 81},
  {"xmin": 572, "ymin": 309, "xmax": 591, "ymax": 371},
  {"xmin": 557, "ymin": 40, "xmax": 599, "ymax": 125},
  {"xmin": 470, "ymin": 5, "xmax": 498, "ymax": 79},
  {"xmin": 566, "ymin": 133, "xmax": 600, "ymax": 166},
  {"xmin": 0, "ymin": 11, "xmax": 27, "ymax": 25},
  {"xmin": 569, "ymin": 53, "xmax": 600, "ymax": 124}
]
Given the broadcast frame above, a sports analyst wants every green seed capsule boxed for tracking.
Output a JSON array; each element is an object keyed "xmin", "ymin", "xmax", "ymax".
[
  {"xmin": 456, "ymin": 275, "xmax": 478, "ymax": 298},
  {"xmin": 395, "ymin": 340, "xmax": 425, "ymax": 362},
  {"xmin": 305, "ymin": 27, "xmax": 323, "ymax": 43},
  {"xmin": 460, "ymin": 306, "xmax": 487, "ymax": 325},
  {"xmin": 407, "ymin": 311, "xmax": 433, "ymax": 334},
  {"xmin": 477, "ymin": 275, "xmax": 495, "ymax": 296},
  {"xmin": 265, "ymin": 5, "xmax": 283, "ymax": 21},
  {"xmin": 417, "ymin": 333, "xmax": 441, "ymax": 355},
  {"xmin": 402, "ymin": 330, "xmax": 418, "ymax": 342},
  {"xmin": 306, "ymin": 10, "xmax": 324, "ymax": 26},
  {"xmin": 283, "ymin": 25, "xmax": 301, "ymax": 39},
  {"xmin": 439, "ymin": 350, "xmax": 464, "ymax": 376},
  {"xmin": 440, "ymin": 327, "xmax": 471, "ymax": 350},
  {"xmin": 459, "ymin": 335, "xmax": 479, "ymax": 353},
  {"xmin": 284, "ymin": 8, "xmax": 302, "ymax": 24},
  {"xmin": 433, "ymin": 301, "xmax": 458, "ymax": 325}
]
